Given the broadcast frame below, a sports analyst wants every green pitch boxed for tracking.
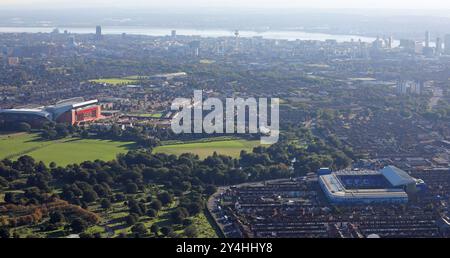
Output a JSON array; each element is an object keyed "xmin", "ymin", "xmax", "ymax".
[
  {"xmin": 0, "ymin": 133, "xmax": 137, "ymax": 166},
  {"xmin": 153, "ymin": 138, "xmax": 263, "ymax": 159},
  {"xmin": 89, "ymin": 78, "xmax": 138, "ymax": 85}
]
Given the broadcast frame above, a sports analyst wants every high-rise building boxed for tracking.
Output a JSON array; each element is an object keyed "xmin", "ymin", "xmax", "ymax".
[
  {"xmin": 436, "ymin": 37, "xmax": 443, "ymax": 54},
  {"xmin": 188, "ymin": 41, "xmax": 200, "ymax": 57},
  {"xmin": 171, "ymin": 30, "xmax": 177, "ymax": 39},
  {"xmin": 68, "ymin": 36, "xmax": 76, "ymax": 47},
  {"xmin": 234, "ymin": 30, "xmax": 240, "ymax": 51},
  {"xmin": 425, "ymin": 31, "xmax": 430, "ymax": 48},
  {"xmin": 445, "ymin": 34, "xmax": 450, "ymax": 55},
  {"xmin": 95, "ymin": 25, "xmax": 102, "ymax": 40},
  {"xmin": 386, "ymin": 36, "xmax": 393, "ymax": 49}
]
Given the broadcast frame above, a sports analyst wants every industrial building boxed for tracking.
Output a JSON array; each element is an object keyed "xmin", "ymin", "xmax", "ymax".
[
  {"xmin": 319, "ymin": 166, "xmax": 424, "ymax": 204},
  {"xmin": 0, "ymin": 98, "xmax": 102, "ymax": 127}
]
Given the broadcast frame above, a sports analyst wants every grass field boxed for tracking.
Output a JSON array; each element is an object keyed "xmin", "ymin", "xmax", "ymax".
[
  {"xmin": 0, "ymin": 133, "xmax": 137, "ymax": 166},
  {"xmin": 89, "ymin": 78, "xmax": 139, "ymax": 85},
  {"xmin": 126, "ymin": 113, "xmax": 163, "ymax": 118},
  {"xmin": 153, "ymin": 137, "xmax": 263, "ymax": 159}
]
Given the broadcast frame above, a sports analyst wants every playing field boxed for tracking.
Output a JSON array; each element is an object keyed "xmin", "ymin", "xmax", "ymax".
[
  {"xmin": 153, "ymin": 138, "xmax": 263, "ymax": 159},
  {"xmin": 0, "ymin": 133, "xmax": 137, "ymax": 166},
  {"xmin": 89, "ymin": 78, "xmax": 138, "ymax": 85},
  {"xmin": 126, "ymin": 113, "xmax": 163, "ymax": 118}
]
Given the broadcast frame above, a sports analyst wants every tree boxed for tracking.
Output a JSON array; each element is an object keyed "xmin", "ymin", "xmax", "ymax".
[
  {"xmin": 128, "ymin": 199, "xmax": 146, "ymax": 216},
  {"xmin": 204, "ymin": 184, "xmax": 217, "ymax": 195},
  {"xmin": 4, "ymin": 192, "xmax": 18, "ymax": 204},
  {"xmin": 149, "ymin": 200, "xmax": 162, "ymax": 211},
  {"xmin": 125, "ymin": 183, "xmax": 138, "ymax": 194},
  {"xmin": 182, "ymin": 218, "xmax": 193, "ymax": 226},
  {"xmin": 171, "ymin": 207, "xmax": 189, "ymax": 224},
  {"xmin": 55, "ymin": 123, "xmax": 69, "ymax": 138},
  {"xmin": 79, "ymin": 232, "xmax": 94, "ymax": 238},
  {"xmin": 131, "ymin": 223, "xmax": 147, "ymax": 237},
  {"xmin": 0, "ymin": 176, "xmax": 8, "ymax": 189},
  {"xmin": 184, "ymin": 225, "xmax": 198, "ymax": 238},
  {"xmin": 146, "ymin": 208, "xmax": 157, "ymax": 218},
  {"xmin": 0, "ymin": 228, "xmax": 10, "ymax": 238},
  {"xmin": 100, "ymin": 198, "xmax": 112, "ymax": 210},
  {"xmin": 187, "ymin": 202, "xmax": 203, "ymax": 216},
  {"xmin": 125, "ymin": 213, "xmax": 139, "ymax": 226},
  {"xmin": 157, "ymin": 192, "xmax": 173, "ymax": 206},
  {"xmin": 49, "ymin": 211, "xmax": 65, "ymax": 224},
  {"xmin": 160, "ymin": 226, "xmax": 173, "ymax": 237},
  {"xmin": 82, "ymin": 190, "xmax": 98, "ymax": 203},
  {"xmin": 70, "ymin": 218, "xmax": 87, "ymax": 233},
  {"xmin": 150, "ymin": 224, "xmax": 159, "ymax": 236}
]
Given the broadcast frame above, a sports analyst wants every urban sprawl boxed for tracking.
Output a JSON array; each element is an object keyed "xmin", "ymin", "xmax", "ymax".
[{"xmin": 0, "ymin": 26, "xmax": 449, "ymax": 238}]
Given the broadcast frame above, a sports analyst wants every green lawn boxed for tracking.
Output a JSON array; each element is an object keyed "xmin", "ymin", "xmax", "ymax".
[
  {"xmin": 126, "ymin": 113, "xmax": 163, "ymax": 118},
  {"xmin": 89, "ymin": 78, "xmax": 138, "ymax": 85},
  {"xmin": 0, "ymin": 133, "xmax": 137, "ymax": 166},
  {"xmin": 153, "ymin": 138, "xmax": 264, "ymax": 159},
  {"xmin": 191, "ymin": 212, "xmax": 218, "ymax": 238}
]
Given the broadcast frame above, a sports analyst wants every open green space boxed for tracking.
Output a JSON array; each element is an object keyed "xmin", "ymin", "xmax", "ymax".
[
  {"xmin": 0, "ymin": 133, "xmax": 137, "ymax": 166},
  {"xmin": 153, "ymin": 137, "xmax": 264, "ymax": 159},
  {"xmin": 89, "ymin": 78, "xmax": 139, "ymax": 85},
  {"xmin": 126, "ymin": 113, "xmax": 163, "ymax": 118}
]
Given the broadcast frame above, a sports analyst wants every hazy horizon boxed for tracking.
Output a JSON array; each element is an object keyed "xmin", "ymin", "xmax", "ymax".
[
  {"xmin": 1, "ymin": 0, "xmax": 450, "ymax": 40},
  {"xmin": 2, "ymin": 0, "xmax": 450, "ymax": 10}
]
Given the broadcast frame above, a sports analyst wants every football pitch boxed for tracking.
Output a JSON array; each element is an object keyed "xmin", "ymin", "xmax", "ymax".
[
  {"xmin": 0, "ymin": 133, "xmax": 137, "ymax": 166},
  {"xmin": 153, "ymin": 137, "xmax": 264, "ymax": 159}
]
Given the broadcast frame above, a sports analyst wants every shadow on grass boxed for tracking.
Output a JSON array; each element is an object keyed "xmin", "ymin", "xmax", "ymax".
[{"xmin": 46, "ymin": 229, "xmax": 68, "ymax": 238}]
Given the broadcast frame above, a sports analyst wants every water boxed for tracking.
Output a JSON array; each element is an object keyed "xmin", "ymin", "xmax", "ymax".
[{"xmin": 0, "ymin": 26, "xmax": 380, "ymax": 43}]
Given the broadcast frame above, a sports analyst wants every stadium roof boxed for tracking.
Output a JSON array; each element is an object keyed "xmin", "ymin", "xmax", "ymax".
[
  {"xmin": 49, "ymin": 99, "xmax": 98, "ymax": 110},
  {"xmin": 380, "ymin": 166, "xmax": 416, "ymax": 187},
  {"xmin": 0, "ymin": 98, "xmax": 98, "ymax": 121},
  {"xmin": 320, "ymin": 174, "xmax": 408, "ymax": 199},
  {"xmin": 0, "ymin": 109, "xmax": 52, "ymax": 119}
]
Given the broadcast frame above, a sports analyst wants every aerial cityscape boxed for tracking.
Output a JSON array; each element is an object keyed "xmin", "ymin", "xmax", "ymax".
[{"xmin": 0, "ymin": 0, "xmax": 449, "ymax": 242}]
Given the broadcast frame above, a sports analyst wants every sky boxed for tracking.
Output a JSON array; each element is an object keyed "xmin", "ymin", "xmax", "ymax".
[{"xmin": 1, "ymin": 0, "xmax": 450, "ymax": 9}]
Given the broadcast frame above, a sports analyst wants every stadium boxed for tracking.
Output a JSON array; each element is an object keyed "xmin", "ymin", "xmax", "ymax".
[
  {"xmin": 0, "ymin": 98, "xmax": 102, "ymax": 127},
  {"xmin": 319, "ymin": 166, "xmax": 424, "ymax": 204}
]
